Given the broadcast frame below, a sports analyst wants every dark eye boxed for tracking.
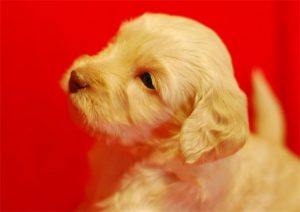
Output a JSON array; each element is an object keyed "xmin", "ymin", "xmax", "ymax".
[{"xmin": 139, "ymin": 72, "xmax": 155, "ymax": 90}]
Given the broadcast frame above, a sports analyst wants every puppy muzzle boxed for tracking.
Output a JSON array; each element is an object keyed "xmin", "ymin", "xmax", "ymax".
[{"xmin": 69, "ymin": 70, "xmax": 89, "ymax": 93}]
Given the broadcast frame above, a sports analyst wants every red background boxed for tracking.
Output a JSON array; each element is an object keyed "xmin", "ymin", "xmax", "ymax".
[{"xmin": 1, "ymin": 1, "xmax": 299, "ymax": 211}]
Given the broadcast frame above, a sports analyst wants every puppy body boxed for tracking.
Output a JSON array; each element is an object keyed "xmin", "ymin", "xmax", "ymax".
[
  {"xmin": 61, "ymin": 13, "xmax": 300, "ymax": 211},
  {"xmin": 84, "ymin": 135, "xmax": 299, "ymax": 212}
]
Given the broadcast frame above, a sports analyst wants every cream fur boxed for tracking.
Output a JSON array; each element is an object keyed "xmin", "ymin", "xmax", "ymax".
[{"xmin": 61, "ymin": 13, "xmax": 300, "ymax": 211}]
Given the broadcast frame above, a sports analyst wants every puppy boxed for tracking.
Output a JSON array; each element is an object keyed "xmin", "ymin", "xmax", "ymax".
[{"xmin": 61, "ymin": 13, "xmax": 300, "ymax": 211}]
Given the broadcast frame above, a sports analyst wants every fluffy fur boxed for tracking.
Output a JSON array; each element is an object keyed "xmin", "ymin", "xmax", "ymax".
[{"xmin": 61, "ymin": 13, "xmax": 300, "ymax": 211}]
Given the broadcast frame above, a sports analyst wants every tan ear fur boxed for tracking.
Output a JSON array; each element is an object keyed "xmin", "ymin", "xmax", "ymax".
[{"xmin": 180, "ymin": 76, "xmax": 249, "ymax": 164}]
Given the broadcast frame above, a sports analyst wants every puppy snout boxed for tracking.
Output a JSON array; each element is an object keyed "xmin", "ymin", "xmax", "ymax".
[{"xmin": 69, "ymin": 70, "xmax": 89, "ymax": 93}]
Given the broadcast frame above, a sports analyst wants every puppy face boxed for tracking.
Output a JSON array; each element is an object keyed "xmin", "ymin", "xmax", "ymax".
[{"xmin": 61, "ymin": 13, "xmax": 249, "ymax": 162}]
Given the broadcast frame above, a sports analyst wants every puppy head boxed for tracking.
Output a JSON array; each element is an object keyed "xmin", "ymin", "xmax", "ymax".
[{"xmin": 61, "ymin": 13, "xmax": 249, "ymax": 162}]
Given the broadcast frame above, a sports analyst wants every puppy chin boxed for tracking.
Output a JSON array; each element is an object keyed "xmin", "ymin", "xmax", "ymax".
[
  {"xmin": 65, "ymin": 98, "xmax": 94, "ymax": 135},
  {"xmin": 66, "ymin": 95, "xmax": 147, "ymax": 144}
]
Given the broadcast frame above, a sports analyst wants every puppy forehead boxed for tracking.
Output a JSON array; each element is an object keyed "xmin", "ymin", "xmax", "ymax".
[
  {"xmin": 110, "ymin": 14, "xmax": 196, "ymax": 73},
  {"xmin": 114, "ymin": 13, "xmax": 225, "ymax": 64},
  {"xmin": 117, "ymin": 14, "xmax": 181, "ymax": 49},
  {"xmin": 118, "ymin": 13, "xmax": 217, "ymax": 43}
]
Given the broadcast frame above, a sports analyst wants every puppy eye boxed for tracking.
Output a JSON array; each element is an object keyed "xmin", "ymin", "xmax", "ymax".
[{"xmin": 139, "ymin": 72, "xmax": 155, "ymax": 90}]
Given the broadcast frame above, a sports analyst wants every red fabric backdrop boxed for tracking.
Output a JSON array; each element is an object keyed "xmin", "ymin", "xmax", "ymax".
[{"xmin": 1, "ymin": 1, "xmax": 299, "ymax": 211}]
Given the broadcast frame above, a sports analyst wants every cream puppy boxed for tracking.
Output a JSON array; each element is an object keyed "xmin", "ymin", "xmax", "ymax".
[{"xmin": 61, "ymin": 13, "xmax": 299, "ymax": 211}]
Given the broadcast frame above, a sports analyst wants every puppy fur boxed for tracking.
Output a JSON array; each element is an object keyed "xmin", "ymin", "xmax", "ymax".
[{"xmin": 61, "ymin": 13, "xmax": 300, "ymax": 211}]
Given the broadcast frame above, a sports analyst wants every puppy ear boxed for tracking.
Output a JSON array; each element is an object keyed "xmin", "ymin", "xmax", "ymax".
[{"xmin": 180, "ymin": 77, "xmax": 249, "ymax": 164}]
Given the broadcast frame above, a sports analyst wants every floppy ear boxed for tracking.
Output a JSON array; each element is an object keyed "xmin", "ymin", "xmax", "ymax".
[{"xmin": 180, "ymin": 76, "xmax": 249, "ymax": 164}]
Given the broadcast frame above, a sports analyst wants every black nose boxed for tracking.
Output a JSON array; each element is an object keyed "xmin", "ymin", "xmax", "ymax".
[{"xmin": 69, "ymin": 71, "xmax": 89, "ymax": 93}]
